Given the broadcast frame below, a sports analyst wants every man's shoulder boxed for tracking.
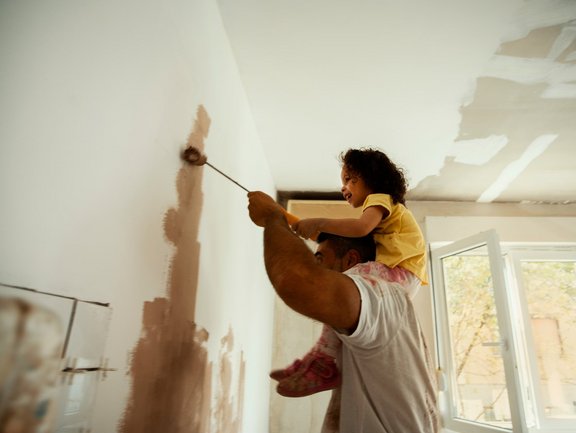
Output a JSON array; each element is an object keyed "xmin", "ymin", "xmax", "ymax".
[
  {"xmin": 344, "ymin": 262, "xmax": 412, "ymax": 300},
  {"xmin": 344, "ymin": 261, "xmax": 378, "ymax": 276},
  {"xmin": 344, "ymin": 261, "xmax": 392, "ymax": 278},
  {"xmin": 344, "ymin": 262, "xmax": 395, "ymax": 293}
]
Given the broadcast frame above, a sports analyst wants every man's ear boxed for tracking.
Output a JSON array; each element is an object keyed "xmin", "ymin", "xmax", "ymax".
[{"xmin": 343, "ymin": 249, "xmax": 361, "ymax": 270}]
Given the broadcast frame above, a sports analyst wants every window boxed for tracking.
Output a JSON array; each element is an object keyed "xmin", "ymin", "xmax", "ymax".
[{"xmin": 431, "ymin": 231, "xmax": 576, "ymax": 433}]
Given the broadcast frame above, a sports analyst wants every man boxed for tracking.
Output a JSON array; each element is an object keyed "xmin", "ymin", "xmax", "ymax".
[{"xmin": 247, "ymin": 191, "xmax": 439, "ymax": 433}]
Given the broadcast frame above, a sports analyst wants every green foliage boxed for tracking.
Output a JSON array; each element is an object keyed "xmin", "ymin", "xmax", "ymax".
[
  {"xmin": 443, "ymin": 255, "xmax": 502, "ymax": 381},
  {"xmin": 441, "ymin": 254, "xmax": 576, "ymax": 423}
]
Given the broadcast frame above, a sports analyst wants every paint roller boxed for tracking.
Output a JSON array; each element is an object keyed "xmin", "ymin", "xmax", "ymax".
[{"xmin": 181, "ymin": 146, "xmax": 301, "ymax": 228}]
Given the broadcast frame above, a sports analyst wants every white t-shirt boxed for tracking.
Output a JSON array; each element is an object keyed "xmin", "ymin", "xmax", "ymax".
[{"xmin": 325, "ymin": 263, "xmax": 439, "ymax": 433}]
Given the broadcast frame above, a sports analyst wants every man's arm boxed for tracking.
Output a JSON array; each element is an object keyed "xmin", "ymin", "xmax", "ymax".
[{"xmin": 247, "ymin": 191, "xmax": 361, "ymax": 330}]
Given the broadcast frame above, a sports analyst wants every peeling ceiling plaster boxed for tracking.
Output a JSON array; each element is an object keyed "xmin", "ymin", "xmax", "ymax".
[
  {"xmin": 411, "ymin": 18, "xmax": 576, "ymax": 203},
  {"xmin": 218, "ymin": 0, "xmax": 576, "ymax": 203}
]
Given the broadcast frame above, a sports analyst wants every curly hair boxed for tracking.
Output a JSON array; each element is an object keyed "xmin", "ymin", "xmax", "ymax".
[{"xmin": 339, "ymin": 148, "xmax": 408, "ymax": 205}]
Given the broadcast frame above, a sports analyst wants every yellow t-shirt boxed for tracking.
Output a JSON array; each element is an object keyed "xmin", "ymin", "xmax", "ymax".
[{"xmin": 363, "ymin": 193, "xmax": 428, "ymax": 284}]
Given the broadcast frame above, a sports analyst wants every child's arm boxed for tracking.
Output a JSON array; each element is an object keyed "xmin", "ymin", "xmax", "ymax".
[{"xmin": 292, "ymin": 206, "xmax": 388, "ymax": 239}]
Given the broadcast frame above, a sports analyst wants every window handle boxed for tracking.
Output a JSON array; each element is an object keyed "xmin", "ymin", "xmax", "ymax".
[{"xmin": 482, "ymin": 340, "xmax": 508, "ymax": 350}]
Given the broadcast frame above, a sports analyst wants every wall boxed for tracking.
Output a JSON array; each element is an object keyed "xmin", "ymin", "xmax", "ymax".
[{"xmin": 0, "ymin": 1, "xmax": 275, "ymax": 432}]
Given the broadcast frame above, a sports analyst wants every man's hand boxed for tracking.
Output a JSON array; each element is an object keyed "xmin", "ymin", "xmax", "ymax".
[{"xmin": 247, "ymin": 191, "xmax": 285, "ymax": 227}]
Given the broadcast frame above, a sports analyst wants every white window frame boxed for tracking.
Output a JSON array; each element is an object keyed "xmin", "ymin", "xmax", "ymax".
[
  {"xmin": 432, "ymin": 231, "xmax": 576, "ymax": 433},
  {"xmin": 506, "ymin": 249, "xmax": 576, "ymax": 433},
  {"xmin": 431, "ymin": 230, "xmax": 528, "ymax": 433}
]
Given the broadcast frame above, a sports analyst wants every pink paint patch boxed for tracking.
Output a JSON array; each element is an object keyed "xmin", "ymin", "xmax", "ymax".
[
  {"xmin": 349, "ymin": 262, "xmax": 410, "ymax": 282},
  {"xmin": 347, "ymin": 262, "xmax": 421, "ymax": 298}
]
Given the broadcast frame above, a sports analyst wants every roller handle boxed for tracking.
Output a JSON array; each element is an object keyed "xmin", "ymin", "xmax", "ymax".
[
  {"xmin": 281, "ymin": 209, "xmax": 318, "ymax": 241},
  {"xmin": 282, "ymin": 209, "xmax": 300, "ymax": 226}
]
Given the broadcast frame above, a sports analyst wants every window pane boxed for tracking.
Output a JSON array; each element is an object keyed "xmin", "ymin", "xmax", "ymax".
[
  {"xmin": 520, "ymin": 260, "xmax": 576, "ymax": 420},
  {"xmin": 442, "ymin": 246, "xmax": 512, "ymax": 429}
]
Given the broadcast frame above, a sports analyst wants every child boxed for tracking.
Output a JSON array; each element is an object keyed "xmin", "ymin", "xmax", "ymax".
[{"xmin": 271, "ymin": 147, "xmax": 428, "ymax": 397}]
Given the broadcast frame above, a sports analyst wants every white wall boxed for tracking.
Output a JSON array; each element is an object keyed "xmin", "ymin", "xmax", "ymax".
[{"xmin": 0, "ymin": 0, "xmax": 274, "ymax": 432}]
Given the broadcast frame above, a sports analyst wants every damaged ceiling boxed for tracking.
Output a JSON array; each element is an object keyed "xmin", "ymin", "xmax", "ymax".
[{"xmin": 217, "ymin": 0, "xmax": 576, "ymax": 204}]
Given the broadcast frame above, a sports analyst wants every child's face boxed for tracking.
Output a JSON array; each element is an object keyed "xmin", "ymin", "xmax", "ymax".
[{"xmin": 340, "ymin": 166, "xmax": 373, "ymax": 208}]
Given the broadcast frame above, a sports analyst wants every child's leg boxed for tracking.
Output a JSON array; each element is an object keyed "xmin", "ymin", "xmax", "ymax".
[
  {"xmin": 270, "ymin": 324, "xmax": 341, "ymax": 381},
  {"xmin": 312, "ymin": 323, "xmax": 341, "ymax": 359},
  {"xmin": 275, "ymin": 325, "xmax": 341, "ymax": 398}
]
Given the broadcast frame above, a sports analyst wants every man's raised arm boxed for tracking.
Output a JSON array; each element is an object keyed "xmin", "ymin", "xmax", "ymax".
[{"xmin": 247, "ymin": 191, "xmax": 360, "ymax": 330}]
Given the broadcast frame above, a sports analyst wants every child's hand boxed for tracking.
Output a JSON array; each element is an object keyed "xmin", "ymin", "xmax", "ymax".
[{"xmin": 292, "ymin": 218, "xmax": 323, "ymax": 239}]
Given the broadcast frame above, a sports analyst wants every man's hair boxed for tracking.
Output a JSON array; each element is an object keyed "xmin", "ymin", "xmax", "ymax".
[{"xmin": 316, "ymin": 232, "xmax": 376, "ymax": 263}]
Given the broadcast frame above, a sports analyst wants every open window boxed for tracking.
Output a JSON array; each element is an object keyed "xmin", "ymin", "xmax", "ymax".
[{"xmin": 431, "ymin": 230, "xmax": 576, "ymax": 433}]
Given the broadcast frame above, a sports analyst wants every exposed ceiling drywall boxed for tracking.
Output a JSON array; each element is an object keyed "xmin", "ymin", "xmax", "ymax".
[{"xmin": 217, "ymin": 0, "xmax": 576, "ymax": 204}]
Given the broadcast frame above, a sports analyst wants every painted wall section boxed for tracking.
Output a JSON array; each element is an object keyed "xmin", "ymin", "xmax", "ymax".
[
  {"xmin": 121, "ymin": 107, "xmax": 217, "ymax": 433},
  {"xmin": 0, "ymin": 1, "xmax": 275, "ymax": 432}
]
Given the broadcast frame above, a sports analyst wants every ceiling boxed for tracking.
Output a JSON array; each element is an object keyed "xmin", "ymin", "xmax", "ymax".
[{"xmin": 217, "ymin": 0, "xmax": 576, "ymax": 204}]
